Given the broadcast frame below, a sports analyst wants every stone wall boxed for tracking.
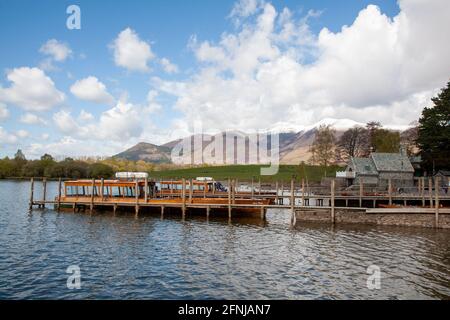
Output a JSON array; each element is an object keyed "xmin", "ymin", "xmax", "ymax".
[
  {"xmin": 378, "ymin": 172, "xmax": 414, "ymax": 188},
  {"xmin": 295, "ymin": 208, "xmax": 450, "ymax": 229}
]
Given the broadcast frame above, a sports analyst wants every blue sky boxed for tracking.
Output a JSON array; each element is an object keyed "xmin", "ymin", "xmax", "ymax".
[{"xmin": 0, "ymin": 0, "xmax": 448, "ymax": 158}]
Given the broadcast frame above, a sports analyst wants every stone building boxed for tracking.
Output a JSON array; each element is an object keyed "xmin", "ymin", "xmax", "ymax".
[{"xmin": 336, "ymin": 152, "xmax": 415, "ymax": 188}]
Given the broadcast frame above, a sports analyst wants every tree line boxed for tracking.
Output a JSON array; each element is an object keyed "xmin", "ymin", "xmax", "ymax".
[{"xmin": 309, "ymin": 80, "xmax": 449, "ymax": 174}]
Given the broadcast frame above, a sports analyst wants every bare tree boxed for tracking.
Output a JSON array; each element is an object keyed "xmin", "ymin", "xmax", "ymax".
[
  {"xmin": 400, "ymin": 121, "xmax": 419, "ymax": 156},
  {"xmin": 337, "ymin": 126, "xmax": 368, "ymax": 161},
  {"xmin": 309, "ymin": 125, "xmax": 336, "ymax": 167}
]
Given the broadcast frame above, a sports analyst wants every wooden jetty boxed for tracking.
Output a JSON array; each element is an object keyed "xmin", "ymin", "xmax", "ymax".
[{"xmin": 28, "ymin": 173, "xmax": 450, "ymax": 228}]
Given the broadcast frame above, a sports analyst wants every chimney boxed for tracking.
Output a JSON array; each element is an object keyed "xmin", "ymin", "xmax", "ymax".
[{"xmin": 399, "ymin": 144, "xmax": 407, "ymax": 157}]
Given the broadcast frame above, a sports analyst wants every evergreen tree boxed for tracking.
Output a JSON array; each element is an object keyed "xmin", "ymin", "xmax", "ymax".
[{"xmin": 417, "ymin": 81, "xmax": 450, "ymax": 173}]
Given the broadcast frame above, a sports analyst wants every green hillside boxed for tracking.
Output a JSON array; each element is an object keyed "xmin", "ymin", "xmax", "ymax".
[{"xmin": 150, "ymin": 164, "xmax": 341, "ymax": 183}]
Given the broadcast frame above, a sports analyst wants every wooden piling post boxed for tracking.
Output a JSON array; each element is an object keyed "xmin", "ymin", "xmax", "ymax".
[
  {"xmin": 29, "ymin": 177, "xmax": 34, "ymax": 210},
  {"xmin": 189, "ymin": 179, "xmax": 193, "ymax": 203},
  {"xmin": 258, "ymin": 178, "xmax": 261, "ymax": 195},
  {"xmin": 182, "ymin": 178, "xmax": 186, "ymax": 218},
  {"xmin": 57, "ymin": 178, "xmax": 62, "ymax": 211},
  {"xmin": 90, "ymin": 178, "xmax": 95, "ymax": 212},
  {"xmin": 260, "ymin": 206, "xmax": 266, "ymax": 221},
  {"xmin": 41, "ymin": 177, "xmax": 47, "ymax": 208},
  {"xmin": 331, "ymin": 179, "xmax": 335, "ymax": 224},
  {"xmin": 388, "ymin": 178, "xmax": 392, "ymax": 206},
  {"xmin": 421, "ymin": 177, "xmax": 425, "ymax": 207},
  {"xmin": 228, "ymin": 178, "xmax": 232, "ymax": 219},
  {"xmin": 251, "ymin": 177, "xmax": 254, "ymax": 199},
  {"xmin": 275, "ymin": 181, "xmax": 279, "ymax": 204},
  {"xmin": 359, "ymin": 177, "xmax": 363, "ymax": 208},
  {"xmin": 161, "ymin": 205, "xmax": 165, "ymax": 219},
  {"xmin": 206, "ymin": 205, "xmax": 210, "ymax": 219},
  {"xmin": 232, "ymin": 179, "xmax": 236, "ymax": 205},
  {"xmin": 435, "ymin": 177, "xmax": 440, "ymax": 228},
  {"xmin": 301, "ymin": 179, "xmax": 305, "ymax": 207},
  {"xmin": 135, "ymin": 179, "xmax": 139, "ymax": 217},
  {"xmin": 428, "ymin": 177, "xmax": 433, "ymax": 208},
  {"xmin": 100, "ymin": 178, "xmax": 104, "ymax": 201},
  {"xmin": 290, "ymin": 178, "xmax": 295, "ymax": 224},
  {"xmin": 144, "ymin": 177, "xmax": 148, "ymax": 202}
]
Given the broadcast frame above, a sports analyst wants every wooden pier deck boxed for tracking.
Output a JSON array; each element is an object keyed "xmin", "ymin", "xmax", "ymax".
[{"xmin": 28, "ymin": 176, "xmax": 450, "ymax": 228}]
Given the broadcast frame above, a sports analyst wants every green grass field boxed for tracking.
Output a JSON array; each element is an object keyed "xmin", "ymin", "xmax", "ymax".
[{"xmin": 151, "ymin": 164, "xmax": 341, "ymax": 183}]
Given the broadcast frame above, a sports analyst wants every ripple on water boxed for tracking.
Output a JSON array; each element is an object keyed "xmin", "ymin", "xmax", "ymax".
[{"xmin": 0, "ymin": 180, "xmax": 449, "ymax": 299}]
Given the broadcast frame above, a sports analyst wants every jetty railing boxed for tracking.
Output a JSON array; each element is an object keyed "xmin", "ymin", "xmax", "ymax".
[{"xmin": 28, "ymin": 176, "xmax": 450, "ymax": 228}]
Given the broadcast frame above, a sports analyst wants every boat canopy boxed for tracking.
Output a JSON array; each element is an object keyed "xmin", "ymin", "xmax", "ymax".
[{"xmin": 115, "ymin": 172, "xmax": 149, "ymax": 179}]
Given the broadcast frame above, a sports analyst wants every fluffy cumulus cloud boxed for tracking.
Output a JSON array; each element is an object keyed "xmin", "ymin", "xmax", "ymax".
[
  {"xmin": 159, "ymin": 58, "xmax": 179, "ymax": 74},
  {"xmin": 39, "ymin": 39, "xmax": 72, "ymax": 71},
  {"xmin": 0, "ymin": 127, "xmax": 18, "ymax": 144},
  {"xmin": 156, "ymin": 0, "xmax": 450, "ymax": 132},
  {"xmin": 70, "ymin": 76, "xmax": 115, "ymax": 105},
  {"xmin": 19, "ymin": 112, "xmax": 48, "ymax": 125},
  {"xmin": 0, "ymin": 103, "xmax": 9, "ymax": 121},
  {"xmin": 53, "ymin": 97, "xmax": 143, "ymax": 142},
  {"xmin": 0, "ymin": 67, "xmax": 65, "ymax": 111},
  {"xmin": 40, "ymin": 39, "xmax": 72, "ymax": 62},
  {"xmin": 111, "ymin": 28, "xmax": 154, "ymax": 72}
]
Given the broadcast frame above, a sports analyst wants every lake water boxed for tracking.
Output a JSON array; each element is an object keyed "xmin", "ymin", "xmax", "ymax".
[{"xmin": 0, "ymin": 180, "xmax": 449, "ymax": 299}]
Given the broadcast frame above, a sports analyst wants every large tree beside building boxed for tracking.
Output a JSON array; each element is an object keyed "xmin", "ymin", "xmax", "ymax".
[
  {"xmin": 337, "ymin": 126, "xmax": 368, "ymax": 161},
  {"xmin": 417, "ymin": 81, "xmax": 450, "ymax": 173},
  {"xmin": 309, "ymin": 125, "xmax": 336, "ymax": 167}
]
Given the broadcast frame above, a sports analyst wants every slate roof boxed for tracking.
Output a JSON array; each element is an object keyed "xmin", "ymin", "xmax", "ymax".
[
  {"xmin": 351, "ymin": 157, "xmax": 378, "ymax": 175},
  {"xmin": 370, "ymin": 153, "xmax": 414, "ymax": 173}
]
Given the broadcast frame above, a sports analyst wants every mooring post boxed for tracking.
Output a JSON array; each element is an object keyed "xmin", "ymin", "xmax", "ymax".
[
  {"xmin": 57, "ymin": 178, "xmax": 62, "ymax": 211},
  {"xmin": 435, "ymin": 177, "xmax": 440, "ymax": 228},
  {"xmin": 232, "ymin": 179, "xmax": 236, "ymax": 205},
  {"xmin": 261, "ymin": 206, "xmax": 266, "ymax": 221},
  {"xmin": 189, "ymin": 179, "xmax": 193, "ymax": 203},
  {"xmin": 275, "ymin": 181, "xmax": 279, "ymax": 204},
  {"xmin": 290, "ymin": 177, "xmax": 295, "ymax": 224},
  {"xmin": 29, "ymin": 177, "xmax": 34, "ymax": 210},
  {"xmin": 359, "ymin": 177, "xmax": 363, "ymax": 208},
  {"xmin": 182, "ymin": 178, "xmax": 186, "ymax": 219},
  {"xmin": 90, "ymin": 178, "xmax": 95, "ymax": 212},
  {"xmin": 301, "ymin": 179, "xmax": 305, "ymax": 207},
  {"xmin": 258, "ymin": 178, "xmax": 261, "ymax": 195},
  {"xmin": 421, "ymin": 177, "xmax": 425, "ymax": 207},
  {"xmin": 331, "ymin": 179, "xmax": 335, "ymax": 224},
  {"xmin": 251, "ymin": 177, "xmax": 254, "ymax": 199},
  {"xmin": 227, "ymin": 178, "xmax": 232, "ymax": 219},
  {"xmin": 388, "ymin": 178, "xmax": 392, "ymax": 206},
  {"xmin": 135, "ymin": 179, "xmax": 139, "ymax": 217},
  {"xmin": 144, "ymin": 177, "xmax": 148, "ymax": 202},
  {"xmin": 100, "ymin": 178, "xmax": 104, "ymax": 201},
  {"xmin": 206, "ymin": 205, "xmax": 210, "ymax": 219},
  {"xmin": 41, "ymin": 177, "xmax": 47, "ymax": 209},
  {"xmin": 161, "ymin": 205, "xmax": 165, "ymax": 219},
  {"xmin": 429, "ymin": 177, "xmax": 433, "ymax": 208},
  {"xmin": 113, "ymin": 203, "xmax": 117, "ymax": 215}
]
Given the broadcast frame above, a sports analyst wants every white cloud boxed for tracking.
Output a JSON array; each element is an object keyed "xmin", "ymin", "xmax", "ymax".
[
  {"xmin": 144, "ymin": 90, "xmax": 162, "ymax": 113},
  {"xmin": 0, "ymin": 127, "xmax": 18, "ymax": 144},
  {"xmin": 40, "ymin": 39, "xmax": 72, "ymax": 62},
  {"xmin": 0, "ymin": 103, "xmax": 9, "ymax": 121},
  {"xmin": 70, "ymin": 76, "xmax": 115, "ymax": 105},
  {"xmin": 229, "ymin": 0, "xmax": 263, "ymax": 24},
  {"xmin": 155, "ymin": 0, "xmax": 450, "ymax": 132},
  {"xmin": 16, "ymin": 129, "xmax": 29, "ymax": 138},
  {"xmin": 160, "ymin": 58, "xmax": 179, "ymax": 74},
  {"xmin": 19, "ymin": 112, "xmax": 48, "ymax": 125},
  {"xmin": 53, "ymin": 97, "xmax": 143, "ymax": 142},
  {"xmin": 111, "ymin": 28, "xmax": 154, "ymax": 72},
  {"xmin": 0, "ymin": 67, "xmax": 65, "ymax": 111},
  {"xmin": 78, "ymin": 110, "xmax": 94, "ymax": 122}
]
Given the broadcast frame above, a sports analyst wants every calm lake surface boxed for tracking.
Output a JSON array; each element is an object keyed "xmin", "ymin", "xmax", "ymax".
[{"xmin": 0, "ymin": 180, "xmax": 449, "ymax": 299}]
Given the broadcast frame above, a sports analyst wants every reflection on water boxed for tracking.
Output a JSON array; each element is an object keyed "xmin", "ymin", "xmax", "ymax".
[{"xmin": 0, "ymin": 180, "xmax": 449, "ymax": 299}]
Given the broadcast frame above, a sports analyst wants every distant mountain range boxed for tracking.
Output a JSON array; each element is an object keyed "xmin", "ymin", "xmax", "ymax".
[{"xmin": 112, "ymin": 118, "xmax": 410, "ymax": 165}]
